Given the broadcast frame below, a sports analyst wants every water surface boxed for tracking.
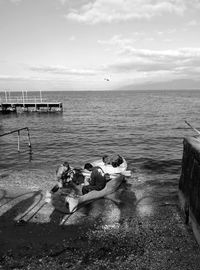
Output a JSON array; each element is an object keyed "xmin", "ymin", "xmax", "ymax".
[{"xmin": 0, "ymin": 90, "xmax": 199, "ymax": 207}]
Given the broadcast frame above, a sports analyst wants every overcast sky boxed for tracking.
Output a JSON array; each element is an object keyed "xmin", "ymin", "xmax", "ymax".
[{"xmin": 0, "ymin": 0, "xmax": 200, "ymax": 91}]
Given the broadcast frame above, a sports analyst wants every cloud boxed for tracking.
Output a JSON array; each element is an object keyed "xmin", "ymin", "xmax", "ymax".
[
  {"xmin": 9, "ymin": 0, "xmax": 22, "ymax": 4},
  {"xmin": 0, "ymin": 75, "xmax": 29, "ymax": 81},
  {"xmin": 100, "ymin": 35, "xmax": 200, "ymax": 61},
  {"xmin": 30, "ymin": 65, "xmax": 97, "ymax": 76},
  {"xmin": 98, "ymin": 35, "xmax": 134, "ymax": 48},
  {"xmin": 106, "ymin": 47, "xmax": 200, "ymax": 79},
  {"xmin": 187, "ymin": 20, "xmax": 200, "ymax": 27},
  {"xmin": 64, "ymin": 0, "xmax": 199, "ymax": 24},
  {"xmin": 58, "ymin": 0, "xmax": 67, "ymax": 4},
  {"xmin": 24, "ymin": 46, "xmax": 200, "ymax": 88},
  {"xmin": 69, "ymin": 35, "xmax": 76, "ymax": 41},
  {"xmin": 58, "ymin": 0, "xmax": 92, "ymax": 8}
]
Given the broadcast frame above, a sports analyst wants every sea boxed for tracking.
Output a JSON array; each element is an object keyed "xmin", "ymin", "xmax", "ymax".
[{"xmin": 0, "ymin": 90, "xmax": 199, "ymax": 203}]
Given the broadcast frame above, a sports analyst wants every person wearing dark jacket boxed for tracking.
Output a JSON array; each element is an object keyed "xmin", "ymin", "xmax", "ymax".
[{"xmin": 82, "ymin": 163, "xmax": 108, "ymax": 195}]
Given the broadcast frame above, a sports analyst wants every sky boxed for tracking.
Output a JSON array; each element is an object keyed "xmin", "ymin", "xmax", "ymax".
[{"xmin": 0, "ymin": 0, "xmax": 200, "ymax": 91}]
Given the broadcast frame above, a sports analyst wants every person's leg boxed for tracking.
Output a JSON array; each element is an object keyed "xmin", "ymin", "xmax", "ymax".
[
  {"xmin": 65, "ymin": 175, "xmax": 124, "ymax": 213},
  {"xmin": 79, "ymin": 175, "xmax": 124, "ymax": 203},
  {"xmin": 90, "ymin": 169, "xmax": 106, "ymax": 190},
  {"xmin": 82, "ymin": 185, "xmax": 95, "ymax": 195}
]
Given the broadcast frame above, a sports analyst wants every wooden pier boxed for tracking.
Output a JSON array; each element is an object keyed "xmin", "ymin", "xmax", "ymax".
[{"xmin": 0, "ymin": 91, "xmax": 63, "ymax": 113}]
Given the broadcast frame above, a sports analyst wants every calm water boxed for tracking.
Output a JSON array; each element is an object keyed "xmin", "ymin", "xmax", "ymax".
[{"xmin": 0, "ymin": 90, "xmax": 199, "ymax": 194}]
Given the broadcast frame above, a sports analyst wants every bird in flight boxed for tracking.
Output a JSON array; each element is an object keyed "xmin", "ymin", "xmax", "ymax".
[{"xmin": 104, "ymin": 78, "xmax": 110, "ymax": 81}]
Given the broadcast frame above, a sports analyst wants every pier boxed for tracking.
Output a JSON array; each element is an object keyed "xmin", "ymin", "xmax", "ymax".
[{"xmin": 0, "ymin": 90, "xmax": 63, "ymax": 113}]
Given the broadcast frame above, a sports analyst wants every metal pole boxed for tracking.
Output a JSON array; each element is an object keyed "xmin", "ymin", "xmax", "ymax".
[
  {"xmin": 17, "ymin": 130, "xmax": 20, "ymax": 152},
  {"xmin": 22, "ymin": 90, "xmax": 25, "ymax": 106},
  {"xmin": 0, "ymin": 127, "xmax": 29, "ymax": 137},
  {"xmin": 27, "ymin": 128, "xmax": 32, "ymax": 148},
  {"xmin": 5, "ymin": 90, "xmax": 7, "ymax": 103},
  {"xmin": 185, "ymin": 120, "xmax": 200, "ymax": 136},
  {"xmin": 40, "ymin": 90, "xmax": 42, "ymax": 103},
  {"xmin": 35, "ymin": 97, "xmax": 37, "ymax": 111},
  {"xmin": 0, "ymin": 127, "xmax": 32, "ymax": 153}
]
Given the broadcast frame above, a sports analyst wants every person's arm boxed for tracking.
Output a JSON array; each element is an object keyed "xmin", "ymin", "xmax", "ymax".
[
  {"xmin": 89, "ymin": 168, "xmax": 103, "ymax": 186},
  {"xmin": 104, "ymin": 173, "xmax": 111, "ymax": 182},
  {"xmin": 50, "ymin": 184, "xmax": 59, "ymax": 193},
  {"xmin": 50, "ymin": 181, "xmax": 62, "ymax": 193}
]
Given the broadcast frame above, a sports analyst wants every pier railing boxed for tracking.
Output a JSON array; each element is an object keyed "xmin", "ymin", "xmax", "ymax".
[
  {"xmin": 0, "ymin": 97, "xmax": 49, "ymax": 104},
  {"xmin": 0, "ymin": 127, "xmax": 32, "ymax": 152},
  {"xmin": 0, "ymin": 91, "xmax": 46, "ymax": 104}
]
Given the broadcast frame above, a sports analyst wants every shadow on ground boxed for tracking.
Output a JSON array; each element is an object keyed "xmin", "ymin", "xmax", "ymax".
[
  {"xmin": 0, "ymin": 184, "xmax": 140, "ymax": 269},
  {"xmin": 1, "ymin": 181, "xmax": 200, "ymax": 270}
]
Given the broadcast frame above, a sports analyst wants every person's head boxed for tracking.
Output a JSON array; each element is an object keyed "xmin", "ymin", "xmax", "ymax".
[
  {"xmin": 102, "ymin": 155, "xmax": 111, "ymax": 165},
  {"xmin": 84, "ymin": 163, "xmax": 93, "ymax": 171},
  {"xmin": 111, "ymin": 154, "xmax": 123, "ymax": 167},
  {"xmin": 56, "ymin": 162, "xmax": 70, "ymax": 184},
  {"xmin": 72, "ymin": 169, "xmax": 84, "ymax": 185},
  {"xmin": 63, "ymin": 161, "xmax": 70, "ymax": 170}
]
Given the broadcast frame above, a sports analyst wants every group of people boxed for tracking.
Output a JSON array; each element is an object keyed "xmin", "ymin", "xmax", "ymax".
[{"xmin": 49, "ymin": 154, "xmax": 124, "ymax": 197}]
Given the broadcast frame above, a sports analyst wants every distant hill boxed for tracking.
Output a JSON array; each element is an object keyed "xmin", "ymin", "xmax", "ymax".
[{"xmin": 118, "ymin": 78, "xmax": 200, "ymax": 91}]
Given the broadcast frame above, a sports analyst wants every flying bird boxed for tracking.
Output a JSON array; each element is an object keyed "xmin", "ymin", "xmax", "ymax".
[{"xmin": 104, "ymin": 78, "xmax": 110, "ymax": 81}]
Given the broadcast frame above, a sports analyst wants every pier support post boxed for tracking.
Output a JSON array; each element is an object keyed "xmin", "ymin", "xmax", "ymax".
[
  {"xmin": 17, "ymin": 130, "xmax": 20, "ymax": 152},
  {"xmin": 40, "ymin": 90, "xmax": 42, "ymax": 103},
  {"xmin": 5, "ymin": 91, "xmax": 7, "ymax": 103},
  {"xmin": 22, "ymin": 90, "xmax": 25, "ymax": 106},
  {"xmin": 35, "ymin": 97, "xmax": 37, "ymax": 111}
]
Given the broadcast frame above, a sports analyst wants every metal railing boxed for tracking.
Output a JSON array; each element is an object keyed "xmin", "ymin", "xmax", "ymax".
[
  {"xmin": 0, "ymin": 127, "xmax": 32, "ymax": 152},
  {"xmin": 0, "ymin": 90, "xmax": 44, "ymax": 104}
]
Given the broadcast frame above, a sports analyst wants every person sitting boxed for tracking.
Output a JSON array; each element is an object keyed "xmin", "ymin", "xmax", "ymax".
[
  {"xmin": 49, "ymin": 161, "xmax": 72, "ymax": 194},
  {"xmin": 102, "ymin": 154, "xmax": 123, "ymax": 167},
  {"xmin": 102, "ymin": 155, "xmax": 111, "ymax": 165},
  {"xmin": 45, "ymin": 162, "xmax": 84, "ymax": 203},
  {"xmin": 110, "ymin": 154, "xmax": 123, "ymax": 167},
  {"xmin": 82, "ymin": 163, "xmax": 108, "ymax": 195},
  {"xmin": 57, "ymin": 161, "xmax": 73, "ymax": 185},
  {"xmin": 71, "ymin": 168, "xmax": 85, "ymax": 186}
]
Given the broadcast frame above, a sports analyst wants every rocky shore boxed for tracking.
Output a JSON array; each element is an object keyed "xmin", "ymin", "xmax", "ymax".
[{"xmin": 1, "ymin": 176, "xmax": 200, "ymax": 269}]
